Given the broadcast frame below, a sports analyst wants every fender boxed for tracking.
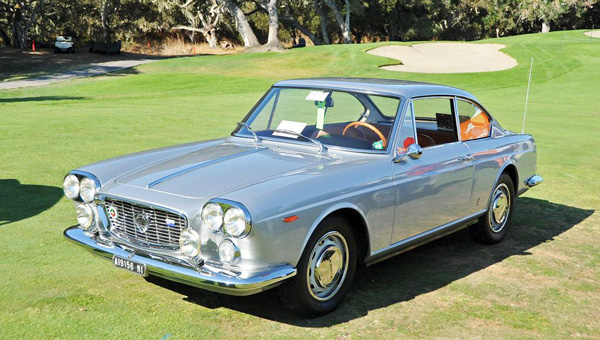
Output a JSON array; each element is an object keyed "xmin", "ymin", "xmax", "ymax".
[
  {"xmin": 297, "ymin": 202, "xmax": 370, "ymax": 263},
  {"xmin": 486, "ymin": 159, "xmax": 517, "ymax": 207}
]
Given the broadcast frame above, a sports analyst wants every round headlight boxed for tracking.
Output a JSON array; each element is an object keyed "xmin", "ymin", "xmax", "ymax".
[
  {"xmin": 223, "ymin": 207, "xmax": 249, "ymax": 237},
  {"xmin": 218, "ymin": 239, "xmax": 240, "ymax": 264},
  {"xmin": 76, "ymin": 203, "xmax": 94, "ymax": 229},
  {"xmin": 179, "ymin": 229, "xmax": 201, "ymax": 257},
  {"xmin": 201, "ymin": 203, "xmax": 223, "ymax": 231},
  {"xmin": 79, "ymin": 177, "xmax": 96, "ymax": 203},
  {"xmin": 63, "ymin": 174, "xmax": 80, "ymax": 200}
]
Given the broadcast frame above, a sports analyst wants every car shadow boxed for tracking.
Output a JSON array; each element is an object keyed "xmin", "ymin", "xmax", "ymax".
[
  {"xmin": 144, "ymin": 197, "xmax": 594, "ymax": 326},
  {"xmin": 0, "ymin": 179, "xmax": 64, "ymax": 226},
  {"xmin": 0, "ymin": 96, "xmax": 87, "ymax": 103}
]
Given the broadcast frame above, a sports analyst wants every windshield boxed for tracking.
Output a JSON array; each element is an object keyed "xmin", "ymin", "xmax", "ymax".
[{"xmin": 237, "ymin": 87, "xmax": 402, "ymax": 151}]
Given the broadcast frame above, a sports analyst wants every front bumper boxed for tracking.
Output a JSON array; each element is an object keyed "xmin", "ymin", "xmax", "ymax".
[{"xmin": 64, "ymin": 226, "xmax": 296, "ymax": 296}]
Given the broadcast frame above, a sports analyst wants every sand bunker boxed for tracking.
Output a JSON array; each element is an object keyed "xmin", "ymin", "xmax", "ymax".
[
  {"xmin": 367, "ymin": 43, "xmax": 517, "ymax": 73},
  {"xmin": 584, "ymin": 31, "xmax": 599, "ymax": 39}
]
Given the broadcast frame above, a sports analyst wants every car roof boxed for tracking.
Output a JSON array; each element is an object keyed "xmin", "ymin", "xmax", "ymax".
[{"xmin": 274, "ymin": 77, "xmax": 477, "ymax": 101}]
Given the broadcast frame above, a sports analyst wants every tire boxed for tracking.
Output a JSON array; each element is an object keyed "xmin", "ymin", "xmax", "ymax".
[
  {"xmin": 470, "ymin": 173, "xmax": 515, "ymax": 245},
  {"xmin": 279, "ymin": 216, "xmax": 357, "ymax": 318}
]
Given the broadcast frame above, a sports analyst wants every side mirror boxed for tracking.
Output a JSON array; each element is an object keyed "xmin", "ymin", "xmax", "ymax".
[{"xmin": 393, "ymin": 143, "xmax": 422, "ymax": 163}]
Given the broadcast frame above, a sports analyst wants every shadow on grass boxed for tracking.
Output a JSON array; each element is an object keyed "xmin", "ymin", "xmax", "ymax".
[
  {"xmin": 145, "ymin": 197, "xmax": 593, "ymax": 326},
  {"xmin": 0, "ymin": 96, "xmax": 87, "ymax": 103},
  {"xmin": 0, "ymin": 179, "xmax": 64, "ymax": 226}
]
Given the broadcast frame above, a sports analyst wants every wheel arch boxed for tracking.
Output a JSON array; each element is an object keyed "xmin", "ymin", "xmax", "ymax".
[
  {"xmin": 300, "ymin": 203, "xmax": 370, "ymax": 266},
  {"xmin": 487, "ymin": 161, "xmax": 519, "ymax": 207}
]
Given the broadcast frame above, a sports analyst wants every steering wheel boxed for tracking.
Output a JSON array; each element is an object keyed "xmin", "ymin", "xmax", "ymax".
[{"xmin": 342, "ymin": 122, "xmax": 387, "ymax": 148}]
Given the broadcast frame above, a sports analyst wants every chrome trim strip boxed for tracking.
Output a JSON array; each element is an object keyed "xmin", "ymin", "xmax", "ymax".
[
  {"xmin": 205, "ymin": 199, "xmax": 252, "ymax": 238},
  {"xmin": 96, "ymin": 194, "xmax": 189, "ymax": 222},
  {"xmin": 526, "ymin": 174, "xmax": 543, "ymax": 187},
  {"xmin": 64, "ymin": 226, "xmax": 297, "ymax": 296},
  {"xmin": 70, "ymin": 170, "xmax": 101, "ymax": 187},
  {"xmin": 146, "ymin": 148, "xmax": 265, "ymax": 188},
  {"xmin": 366, "ymin": 210, "xmax": 486, "ymax": 266}
]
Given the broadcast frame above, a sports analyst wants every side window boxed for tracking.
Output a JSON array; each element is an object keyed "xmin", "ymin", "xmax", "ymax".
[
  {"xmin": 396, "ymin": 101, "xmax": 416, "ymax": 153},
  {"xmin": 413, "ymin": 97, "xmax": 458, "ymax": 148},
  {"xmin": 457, "ymin": 100, "xmax": 491, "ymax": 141}
]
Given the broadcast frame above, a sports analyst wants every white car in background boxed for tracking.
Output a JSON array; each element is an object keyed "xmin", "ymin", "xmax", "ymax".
[{"xmin": 53, "ymin": 36, "xmax": 74, "ymax": 54}]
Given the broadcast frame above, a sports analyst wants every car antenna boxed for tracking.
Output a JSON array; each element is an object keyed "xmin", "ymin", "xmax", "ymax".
[{"xmin": 521, "ymin": 57, "xmax": 534, "ymax": 134}]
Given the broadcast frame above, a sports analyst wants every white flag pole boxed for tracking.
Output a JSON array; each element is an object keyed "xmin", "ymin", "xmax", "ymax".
[{"xmin": 521, "ymin": 57, "xmax": 534, "ymax": 134}]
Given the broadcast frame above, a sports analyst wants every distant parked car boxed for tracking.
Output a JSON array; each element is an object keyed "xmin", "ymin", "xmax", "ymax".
[
  {"xmin": 63, "ymin": 78, "xmax": 543, "ymax": 317},
  {"xmin": 88, "ymin": 40, "xmax": 121, "ymax": 54},
  {"xmin": 53, "ymin": 36, "xmax": 74, "ymax": 54}
]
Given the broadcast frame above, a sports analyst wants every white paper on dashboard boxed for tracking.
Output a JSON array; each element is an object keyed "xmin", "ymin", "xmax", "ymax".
[
  {"xmin": 305, "ymin": 91, "xmax": 330, "ymax": 101},
  {"xmin": 273, "ymin": 120, "xmax": 307, "ymax": 139}
]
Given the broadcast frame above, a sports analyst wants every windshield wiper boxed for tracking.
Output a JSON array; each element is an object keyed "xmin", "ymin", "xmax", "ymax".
[
  {"xmin": 272, "ymin": 129, "xmax": 327, "ymax": 153},
  {"xmin": 237, "ymin": 122, "xmax": 260, "ymax": 144}
]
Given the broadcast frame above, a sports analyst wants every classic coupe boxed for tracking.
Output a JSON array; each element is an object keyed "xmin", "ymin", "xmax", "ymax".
[{"xmin": 63, "ymin": 78, "xmax": 542, "ymax": 317}]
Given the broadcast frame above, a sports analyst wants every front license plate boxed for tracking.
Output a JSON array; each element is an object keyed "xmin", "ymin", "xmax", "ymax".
[{"xmin": 113, "ymin": 255, "xmax": 147, "ymax": 276}]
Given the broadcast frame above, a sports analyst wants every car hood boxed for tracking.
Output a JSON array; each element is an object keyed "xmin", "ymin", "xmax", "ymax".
[{"xmin": 114, "ymin": 142, "xmax": 334, "ymax": 199}]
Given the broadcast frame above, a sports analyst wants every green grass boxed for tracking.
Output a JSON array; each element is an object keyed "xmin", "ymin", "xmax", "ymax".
[{"xmin": 1, "ymin": 30, "xmax": 599, "ymax": 338}]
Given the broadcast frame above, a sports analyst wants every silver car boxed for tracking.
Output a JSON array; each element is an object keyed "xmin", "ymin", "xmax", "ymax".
[{"xmin": 63, "ymin": 78, "xmax": 543, "ymax": 317}]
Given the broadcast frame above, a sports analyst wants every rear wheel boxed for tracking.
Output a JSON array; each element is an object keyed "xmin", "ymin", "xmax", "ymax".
[
  {"xmin": 279, "ymin": 216, "xmax": 357, "ymax": 318},
  {"xmin": 470, "ymin": 173, "xmax": 515, "ymax": 244}
]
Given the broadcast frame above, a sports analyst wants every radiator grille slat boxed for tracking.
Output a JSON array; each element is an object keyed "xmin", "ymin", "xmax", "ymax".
[{"xmin": 105, "ymin": 198, "xmax": 186, "ymax": 250}]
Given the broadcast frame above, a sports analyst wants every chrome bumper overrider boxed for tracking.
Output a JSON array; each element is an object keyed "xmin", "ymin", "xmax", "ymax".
[
  {"xmin": 64, "ymin": 226, "xmax": 297, "ymax": 296},
  {"xmin": 526, "ymin": 174, "xmax": 543, "ymax": 187}
]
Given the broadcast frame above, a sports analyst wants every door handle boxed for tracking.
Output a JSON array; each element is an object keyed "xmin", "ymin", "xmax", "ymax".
[{"xmin": 457, "ymin": 154, "xmax": 474, "ymax": 161}]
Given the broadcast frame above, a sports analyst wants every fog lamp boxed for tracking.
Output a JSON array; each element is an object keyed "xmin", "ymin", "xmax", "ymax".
[
  {"xmin": 76, "ymin": 203, "xmax": 94, "ymax": 229},
  {"xmin": 218, "ymin": 239, "xmax": 240, "ymax": 264},
  {"xmin": 179, "ymin": 229, "xmax": 201, "ymax": 257}
]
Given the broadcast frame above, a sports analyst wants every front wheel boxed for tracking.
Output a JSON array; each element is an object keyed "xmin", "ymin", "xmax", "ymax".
[
  {"xmin": 279, "ymin": 216, "xmax": 357, "ymax": 318},
  {"xmin": 470, "ymin": 173, "xmax": 515, "ymax": 244}
]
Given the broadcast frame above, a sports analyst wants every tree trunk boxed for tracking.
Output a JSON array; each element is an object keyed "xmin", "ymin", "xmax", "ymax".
[
  {"xmin": 204, "ymin": 28, "xmax": 218, "ymax": 49},
  {"xmin": 541, "ymin": 20, "xmax": 550, "ymax": 33},
  {"xmin": 174, "ymin": 26, "xmax": 219, "ymax": 49},
  {"xmin": 101, "ymin": 0, "xmax": 112, "ymax": 43},
  {"xmin": 12, "ymin": 6, "xmax": 25, "ymax": 48},
  {"xmin": 0, "ymin": 27, "xmax": 11, "ymax": 47},
  {"xmin": 263, "ymin": 0, "xmax": 280, "ymax": 48},
  {"xmin": 314, "ymin": 0, "xmax": 330, "ymax": 44},
  {"xmin": 220, "ymin": 0, "xmax": 260, "ymax": 48},
  {"xmin": 23, "ymin": 0, "xmax": 43, "ymax": 49},
  {"xmin": 323, "ymin": 0, "xmax": 351, "ymax": 43},
  {"xmin": 279, "ymin": 15, "xmax": 321, "ymax": 45}
]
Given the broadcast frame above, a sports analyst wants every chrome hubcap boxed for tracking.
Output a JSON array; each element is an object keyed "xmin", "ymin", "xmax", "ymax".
[
  {"xmin": 489, "ymin": 183, "xmax": 510, "ymax": 232},
  {"xmin": 307, "ymin": 231, "xmax": 348, "ymax": 301}
]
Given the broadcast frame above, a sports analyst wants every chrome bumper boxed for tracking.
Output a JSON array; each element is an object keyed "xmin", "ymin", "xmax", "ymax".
[
  {"xmin": 64, "ymin": 226, "xmax": 296, "ymax": 296},
  {"xmin": 527, "ymin": 174, "xmax": 544, "ymax": 187}
]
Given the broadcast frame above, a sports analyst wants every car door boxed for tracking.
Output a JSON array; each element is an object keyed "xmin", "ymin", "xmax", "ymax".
[{"xmin": 391, "ymin": 97, "xmax": 474, "ymax": 244}]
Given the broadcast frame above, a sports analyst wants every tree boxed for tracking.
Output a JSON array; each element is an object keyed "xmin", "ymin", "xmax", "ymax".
[
  {"xmin": 156, "ymin": 0, "xmax": 223, "ymax": 48},
  {"xmin": 279, "ymin": 0, "xmax": 322, "ymax": 45},
  {"xmin": 256, "ymin": 0, "xmax": 280, "ymax": 48},
  {"xmin": 323, "ymin": 0, "xmax": 351, "ymax": 43},
  {"xmin": 219, "ymin": 0, "xmax": 259, "ymax": 47},
  {"xmin": 518, "ymin": 0, "xmax": 584, "ymax": 33},
  {"xmin": 0, "ymin": 0, "xmax": 44, "ymax": 48}
]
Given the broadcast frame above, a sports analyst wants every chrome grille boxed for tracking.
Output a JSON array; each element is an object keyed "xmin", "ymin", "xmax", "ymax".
[{"xmin": 105, "ymin": 198, "xmax": 187, "ymax": 249}]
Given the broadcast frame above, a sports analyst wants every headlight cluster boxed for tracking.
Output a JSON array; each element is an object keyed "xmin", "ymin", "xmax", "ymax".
[
  {"xmin": 62, "ymin": 173, "xmax": 98, "ymax": 203},
  {"xmin": 200, "ymin": 201, "xmax": 251, "ymax": 238},
  {"xmin": 63, "ymin": 173, "xmax": 99, "ymax": 230},
  {"xmin": 189, "ymin": 200, "xmax": 251, "ymax": 264}
]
